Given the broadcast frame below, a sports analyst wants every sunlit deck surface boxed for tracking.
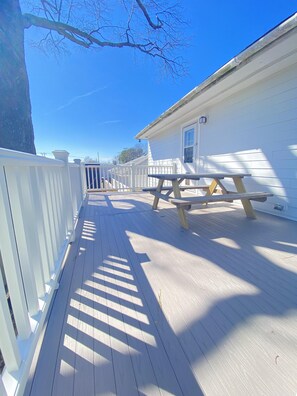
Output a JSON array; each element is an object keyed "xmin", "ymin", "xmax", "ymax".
[{"xmin": 26, "ymin": 192, "xmax": 297, "ymax": 396}]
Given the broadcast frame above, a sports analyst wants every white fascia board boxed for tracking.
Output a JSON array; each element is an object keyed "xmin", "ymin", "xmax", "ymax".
[{"xmin": 136, "ymin": 13, "xmax": 297, "ymax": 140}]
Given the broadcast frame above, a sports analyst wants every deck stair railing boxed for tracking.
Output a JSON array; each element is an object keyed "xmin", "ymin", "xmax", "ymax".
[
  {"xmin": 0, "ymin": 149, "xmax": 85, "ymax": 396},
  {"xmin": 85, "ymin": 163, "xmax": 176, "ymax": 192}
]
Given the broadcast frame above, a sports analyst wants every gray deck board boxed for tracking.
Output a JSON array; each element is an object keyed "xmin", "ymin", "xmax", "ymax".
[
  {"xmin": 26, "ymin": 192, "xmax": 297, "ymax": 396},
  {"xmin": 112, "ymin": 211, "xmax": 201, "ymax": 396}
]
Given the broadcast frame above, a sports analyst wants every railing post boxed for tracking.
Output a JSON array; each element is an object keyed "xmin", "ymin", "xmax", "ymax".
[
  {"xmin": 74, "ymin": 159, "xmax": 84, "ymax": 203},
  {"xmin": 80, "ymin": 163, "xmax": 87, "ymax": 195},
  {"xmin": 52, "ymin": 150, "xmax": 75, "ymax": 242},
  {"xmin": 172, "ymin": 161, "xmax": 178, "ymax": 173}
]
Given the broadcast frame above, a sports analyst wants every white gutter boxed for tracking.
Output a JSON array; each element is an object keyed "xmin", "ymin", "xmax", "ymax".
[{"xmin": 136, "ymin": 12, "xmax": 297, "ymax": 139}]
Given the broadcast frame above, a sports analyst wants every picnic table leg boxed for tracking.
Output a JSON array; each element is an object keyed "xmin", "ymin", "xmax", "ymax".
[
  {"xmin": 172, "ymin": 180, "xmax": 189, "ymax": 229},
  {"xmin": 233, "ymin": 177, "xmax": 256, "ymax": 219},
  {"xmin": 204, "ymin": 179, "xmax": 218, "ymax": 196},
  {"xmin": 152, "ymin": 179, "xmax": 164, "ymax": 209},
  {"xmin": 202, "ymin": 178, "xmax": 218, "ymax": 207}
]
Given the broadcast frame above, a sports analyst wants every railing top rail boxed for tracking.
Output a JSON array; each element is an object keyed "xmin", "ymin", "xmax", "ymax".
[
  {"xmin": 69, "ymin": 163, "xmax": 80, "ymax": 168},
  {"xmin": 0, "ymin": 148, "xmax": 64, "ymax": 167},
  {"xmin": 83, "ymin": 164, "xmax": 174, "ymax": 168},
  {"xmin": 146, "ymin": 165, "xmax": 173, "ymax": 168}
]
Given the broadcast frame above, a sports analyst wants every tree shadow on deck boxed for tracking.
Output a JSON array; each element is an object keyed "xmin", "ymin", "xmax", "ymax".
[
  {"xmin": 27, "ymin": 193, "xmax": 203, "ymax": 396},
  {"xmin": 27, "ymin": 192, "xmax": 297, "ymax": 395},
  {"xmin": 122, "ymin": 194, "xmax": 297, "ymax": 394}
]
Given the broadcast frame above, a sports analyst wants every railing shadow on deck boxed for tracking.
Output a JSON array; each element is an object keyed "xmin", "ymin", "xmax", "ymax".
[
  {"xmin": 27, "ymin": 193, "xmax": 203, "ymax": 395},
  {"xmin": 27, "ymin": 193, "xmax": 297, "ymax": 395}
]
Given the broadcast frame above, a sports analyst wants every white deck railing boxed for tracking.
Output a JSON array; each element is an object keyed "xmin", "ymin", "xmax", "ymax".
[
  {"xmin": 85, "ymin": 164, "xmax": 176, "ymax": 192},
  {"xmin": 0, "ymin": 149, "xmax": 85, "ymax": 396},
  {"xmin": 0, "ymin": 150, "xmax": 175, "ymax": 395}
]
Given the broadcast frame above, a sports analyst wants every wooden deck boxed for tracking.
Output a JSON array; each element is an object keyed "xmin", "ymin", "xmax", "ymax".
[{"xmin": 25, "ymin": 192, "xmax": 297, "ymax": 396}]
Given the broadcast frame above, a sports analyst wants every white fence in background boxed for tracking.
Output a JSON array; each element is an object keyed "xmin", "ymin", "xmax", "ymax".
[
  {"xmin": 85, "ymin": 164, "xmax": 176, "ymax": 192},
  {"xmin": 0, "ymin": 149, "xmax": 85, "ymax": 396}
]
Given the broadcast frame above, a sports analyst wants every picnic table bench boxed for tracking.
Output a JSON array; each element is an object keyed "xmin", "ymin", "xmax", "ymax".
[
  {"xmin": 143, "ymin": 185, "xmax": 212, "ymax": 193},
  {"xmin": 145, "ymin": 173, "xmax": 273, "ymax": 229}
]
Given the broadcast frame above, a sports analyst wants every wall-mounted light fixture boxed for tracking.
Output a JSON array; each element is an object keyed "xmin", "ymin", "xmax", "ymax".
[{"xmin": 199, "ymin": 116, "xmax": 207, "ymax": 124}]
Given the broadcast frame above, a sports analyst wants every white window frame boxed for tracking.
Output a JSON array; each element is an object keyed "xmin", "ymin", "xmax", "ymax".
[{"xmin": 182, "ymin": 123, "xmax": 196, "ymax": 164}]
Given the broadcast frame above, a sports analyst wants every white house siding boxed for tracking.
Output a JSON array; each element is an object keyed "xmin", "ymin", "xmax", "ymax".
[
  {"xmin": 148, "ymin": 62, "xmax": 297, "ymax": 220},
  {"xmin": 148, "ymin": 125, "xmax": 182, "ymax": 168}
]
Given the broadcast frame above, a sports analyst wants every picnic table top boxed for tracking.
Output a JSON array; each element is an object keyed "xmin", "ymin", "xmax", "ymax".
[{"xmin": 148, "ymin": 173, "xmax": 252, "ymax": 180}]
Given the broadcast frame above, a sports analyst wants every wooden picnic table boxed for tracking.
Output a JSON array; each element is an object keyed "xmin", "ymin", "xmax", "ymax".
[{"xmin": 145, "ymin": 173, "xmax": 273, "ymax": 229}]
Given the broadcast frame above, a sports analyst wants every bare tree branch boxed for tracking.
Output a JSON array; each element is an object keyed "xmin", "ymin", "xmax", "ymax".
[
  {"xmin": 21, "ymin": 0, "xmax": 187, "ymax": 76},
  {"xmin": 135, "ymin": 0, "xmax": 163, "ymax": 29},
  {"xmin": 23, "ymin": 11, "xmax": 183, "ymax": 74}
]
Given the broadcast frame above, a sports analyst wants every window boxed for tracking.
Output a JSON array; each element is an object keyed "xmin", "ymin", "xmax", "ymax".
[{"xmin": 183, "ymin": 127, "xmax": 195, "ymax": 163}]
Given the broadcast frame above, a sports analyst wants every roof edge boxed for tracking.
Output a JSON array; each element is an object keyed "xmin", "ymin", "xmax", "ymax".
[{"xmin": 136, "ymin": 12, "xmax": 297, "ymax": 140}]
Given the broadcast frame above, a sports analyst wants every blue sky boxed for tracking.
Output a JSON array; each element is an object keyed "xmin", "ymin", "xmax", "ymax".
[{"xmin": 24, "ymin": 1, "xmax": 296, "ymax": 161}]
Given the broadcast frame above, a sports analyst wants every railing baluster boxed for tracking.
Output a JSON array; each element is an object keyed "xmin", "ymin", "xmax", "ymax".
[
  {"xmin": 0, "ymin": 167, "xmax": 31, "ymax": 339},
  {"xmin": 55, "ymin": 170, "xmax": 67, "ymax": 242},
  {"xmin": 54, "ymin": 168, "xmax": 68, "ymax": 241},
  {"xmin": 87, "ymin": 167, "xmax": 90, "ymax": 189},
  {"xmin": 92, "ymin": 167, "xmax": 95, "ymax": 190},
  {"xmin": 117, "ymin": 168, "xmax": 120, "ymax": 190},
  {"xmin": 47, "ymin": 169, "xmax": 61, "ymax": 259},
  {"xmin": 99, "ymin": 166, "xmax": 102, "ymax": 190},
  {"xmin": 104, "ymin": 166, "xmax": 107, "ymax": 189},
  {"xmin": 113, "ymin": 168, "xmax": 117, "ymax": 190},
  {"xmin": 36, "ymin": 167, "xmax": 55, "ymax": 273},
  {"xmin": 93, "ymin": 166, "xmax": 96, "ymax": 190},
  {"xmin": 43, "ymin": 168, "xmax": 59, "ymax": 263},
  {"xmin": 123, "ymin": 166, "xmax": 127, "ymax": 191},
  {"xmin": 54, "ymin": 168, "xmax": 67, "ymax": 243},
  {"xmin": 52, "ymin": 151, "xmax": 75, "ymax": 242},
  {"xmin": 29, "ymin": 168, "xmax": 51, "ymax": 283},
  {"xmin": 0, "ymin": 272, "xmax": 21, "ymax": 371},
  {"xmin": 0, "ymin": 376, "xmax": 7, "ymax": 396},
  {"xmin": 100, "ymin": 166, "xmax": 103, "ymax": 190},
  {"xmin": 20, "ymin": 168, "xmax": 45, "ymax": 296},
  {"xmin": 92, "ymin": 166, "xmax": 95, "ymax": 190},
  {"xmin": 5, "ymin": 168, "xmax": 40, "ymax": 314},
  {"xmin": 131, "ymin": 164, "xmax": 135, "ymax": 192},
  {"xmin": 86, "ymin": 166, "xmax": 90, "ymax": 190}
]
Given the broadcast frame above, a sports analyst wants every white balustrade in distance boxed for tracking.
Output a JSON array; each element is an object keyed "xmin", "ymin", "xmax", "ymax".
[{"xmin": 85, "ymin": 164, "xmax": 175, "ymax": 192}]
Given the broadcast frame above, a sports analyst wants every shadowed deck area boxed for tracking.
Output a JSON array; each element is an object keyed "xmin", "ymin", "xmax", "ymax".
[{"xmin": 26, "ymin": 192, "xmax": 297, "ymax": 396}]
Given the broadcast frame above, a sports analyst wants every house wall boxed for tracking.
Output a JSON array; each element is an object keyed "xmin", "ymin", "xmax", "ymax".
[
  {"xmin": 148, "ymin": 125, "xmax": 181, "ymax": 167},
  {"xmin": 148, "ymin": 62, "xmax": 297, "ymax": 220}
]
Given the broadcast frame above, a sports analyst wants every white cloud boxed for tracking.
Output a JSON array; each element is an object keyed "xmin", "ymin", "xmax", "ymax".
[
  {"xmin": 98, "ymin": 120, "xmax": 122, "ymax": 126},
  {"xmin": 56, "ymin": 87, "xmax": 106, "ymax": 111}
]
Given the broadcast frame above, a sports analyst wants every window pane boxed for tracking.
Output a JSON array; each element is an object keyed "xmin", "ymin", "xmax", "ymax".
[
  {"xmin": 184, "ymin": 129, "xmax": 194, "ymax": 147},
  {"xmin": 188, "ymin": 129, "xmax": 194, "ymax": 146},
  {"xmin": 184, "ymin": 147, "xmax": 193, "ymax": 163}
]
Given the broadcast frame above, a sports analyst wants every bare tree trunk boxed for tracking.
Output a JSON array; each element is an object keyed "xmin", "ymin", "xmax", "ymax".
[{"xmin": 0, "ymin": 0, "xmax": 36, "ymax": 154}]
